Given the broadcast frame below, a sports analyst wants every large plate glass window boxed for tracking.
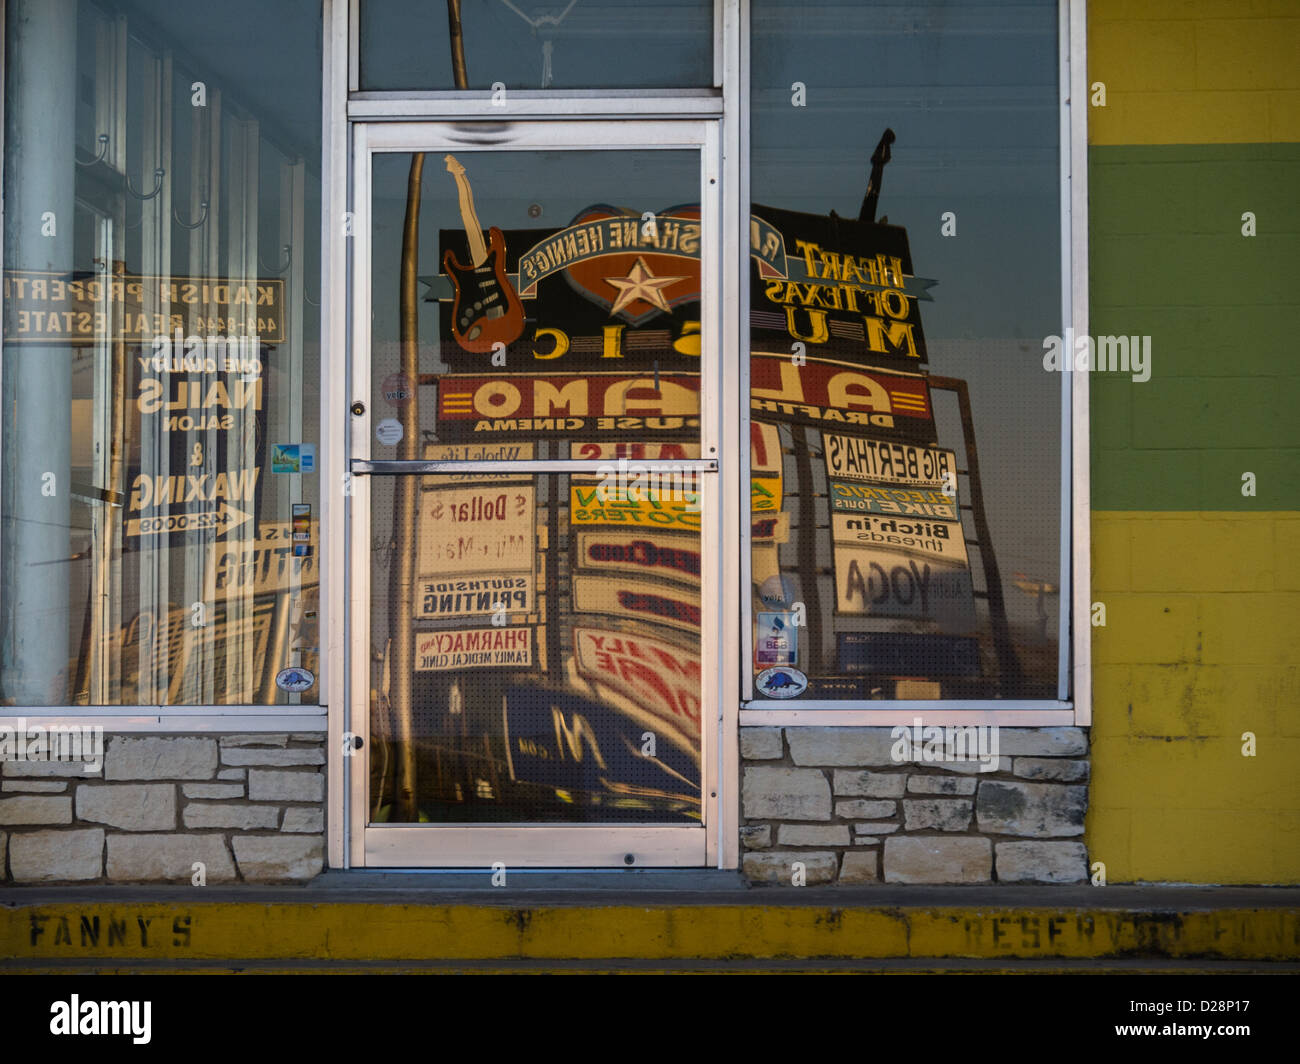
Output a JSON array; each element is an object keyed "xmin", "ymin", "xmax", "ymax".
[
  {"xmin": 747, "ymin": 0, "xmax": 1065, "ymax": 703},
  {"xmin": 1, "ymin": 0, "xmax": 323, "ymax": 707}
]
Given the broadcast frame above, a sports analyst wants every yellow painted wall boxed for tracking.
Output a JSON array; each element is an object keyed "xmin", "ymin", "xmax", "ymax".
[
  {"xmin": 1086, "ymin": 1, "xmax": 1300, "ymax": 883},
  {"xmin": 1089, "ymin": 0, "xmax": 1300, "ymax": 146},
  {"xmin": 1089, "ymin": 514, "xmax": 1300, "ymax": 882}
]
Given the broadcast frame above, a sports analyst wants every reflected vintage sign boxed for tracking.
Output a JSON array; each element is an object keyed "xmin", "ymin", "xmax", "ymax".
[
  {"xmin": 573, "ymin": 627, "xmax": 701, "ymax": 747},
  {"xmin": 569, "ymin": 481, "xmax": 702, "ymax": 529},
  {"xmin": 415, "ymin": 627, "xmax": 533, "ymax": 671},
  {"xmin": 125, "ymin": 334, "xmax": 268, "ymax": 544},
  {"xmin": 211, "ymin": 521, "xmax": 319, "ymax": 593},
  {"xmin": 572, "ymin": 575, "xmax": 700, "ymax": 632},
  {"xmin": 750, "ymin": 203, "xmax": 932, "ymax": 372},
  {"xmin": 3, "ymin": 269, "xmax": 285, "ymax": 344},
  {"xmin": 418, "ymin": 575, "xmax": 533, "ymax": 619},
  {"xmin": 833, "ymin": 546, "xmax": 976, "ymax": 631},
  {"xmin": 831, "ymin": 513, "xmax": 969, "ymax": 565},
  {"xmin": 829, "ymin": 482, "xmax": 958, "ymax": 519},
  {"xmin": 436, "ymin": 372, "xmax": 699, "ymax": 439},
  {"xmin": 422, "ymin": 441, "xmax": 534, "ymax": 485},
  {"xmin": 431, "ymin": 204, "xmax": 703, "ymax": 372},
  {"xmin": 574, "ymin": 531, "xmax": 700, "ymax": 586},
  {"xmin": 824, "ymin": 433, "xmax": 955, "ymax": 488},
  {"xmin": 416, "ymin": 484, "xmax": 535, "ymax": 576},
  {"xmin": 750, "ymin": 353, "xmax": 934, "ymax": 439},
  {"xmin": 415, "ymin": 481, "xmax": 535, "ymax": 620}
]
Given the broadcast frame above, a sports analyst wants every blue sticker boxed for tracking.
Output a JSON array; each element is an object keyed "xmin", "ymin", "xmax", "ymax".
[
  {"xmin": 276, "ymin": 667, "xmax": 315, "ymax": 693},
  {"xmin": 755, "ymin": 666, "xmax": 808, "ymax": 699},
  {"xmin": 272, "ymin": 443, "xmax": 316, "ymax": 474},
  {"xmin": 755, "ymin": 611, "xmax": 797, "ymax": 666}
]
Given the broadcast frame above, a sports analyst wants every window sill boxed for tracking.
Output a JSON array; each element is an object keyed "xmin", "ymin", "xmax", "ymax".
[
  {"xmin": 0, "ymin": 709, "xmax": 327, "ymax": 733},
  {"xmin": 739, "ymin": 703, "xmax": 1077, "ymax": 727}
]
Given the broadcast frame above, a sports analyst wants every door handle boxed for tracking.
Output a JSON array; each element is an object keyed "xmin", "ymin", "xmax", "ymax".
[{"xmin": 349, "ymin": 459, "xmax": 719, "ymax": 475}]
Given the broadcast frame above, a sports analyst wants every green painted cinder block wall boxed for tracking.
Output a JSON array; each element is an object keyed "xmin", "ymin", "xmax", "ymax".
[{"xmin": 1085, "ymin": 0, "xmax": 1300, "ymax": 883}]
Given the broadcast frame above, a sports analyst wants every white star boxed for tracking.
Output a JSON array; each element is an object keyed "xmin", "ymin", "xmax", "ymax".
[{"xmin": 603, "ymin": 257, "xmax": 686, "ymax": 316}]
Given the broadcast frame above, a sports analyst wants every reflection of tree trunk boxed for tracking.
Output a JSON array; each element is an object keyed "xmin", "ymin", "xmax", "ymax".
[
  {"xmin": 447, "ymin": 0, "xmax": 469, "ymax": 90},
  {"xmin": 390, "ymin": 153, "xmax": 425, "ymax": 822},
  {"xmin": 389, "ymin": 1, "xmax": 470, "ymax": 821}
]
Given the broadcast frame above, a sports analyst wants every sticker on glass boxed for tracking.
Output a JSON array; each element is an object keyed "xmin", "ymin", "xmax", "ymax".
[
  {"xmin": 375, "ymin": 418, "xmax": 404, "ymax": 446},
  {"xmin": 275, "ymin": 667, "xmax": 315, "ymax": 693},
  {"xmin": 755, "ymin": 611, "xmax": 797, "ymax": 667},
  {"xmin": 382, "ymin": 373, "xmax": 413, "ymax": 406},
  {"xmin": 757, "ymin": 574, "xmax": 798, "ymax": 610},
  {"xmin": 755, "ymin": 666, "xmax": 807, "ymax": 699}
]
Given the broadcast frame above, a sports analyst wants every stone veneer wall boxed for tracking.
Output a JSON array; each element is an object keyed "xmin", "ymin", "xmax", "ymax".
[
  {"xmin": 0, "ymin": 733, "xmax": 326, "ymax": 884},
  {"xmin": 740, "ymin": 726, "xmax": 1089, "ymax": 885}
]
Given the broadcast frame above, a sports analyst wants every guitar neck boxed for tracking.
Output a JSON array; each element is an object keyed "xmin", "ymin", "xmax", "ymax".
[{"xmin": 449, "ymin": 167, "xmax": 490, "ymax": 267}]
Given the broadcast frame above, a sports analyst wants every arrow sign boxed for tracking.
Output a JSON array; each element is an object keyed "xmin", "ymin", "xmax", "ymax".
[{"xmin": 126, "ymin": 501, "xmax": 253, "ymax": 539}]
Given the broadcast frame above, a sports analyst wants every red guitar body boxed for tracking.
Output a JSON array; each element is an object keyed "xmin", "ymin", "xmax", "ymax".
[{"xmin": 443, "ymin": 226, "xmax": 526, "ymax": 354}]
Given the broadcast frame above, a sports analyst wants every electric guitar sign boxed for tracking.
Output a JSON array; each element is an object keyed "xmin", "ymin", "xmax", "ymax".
[
  {"xmin": 442, "ymin": 155, "xmax": 526, "ymax": 353},
  {"xmin": 428, "ymin": 204, "xmax": 703, "ymax": 373}
]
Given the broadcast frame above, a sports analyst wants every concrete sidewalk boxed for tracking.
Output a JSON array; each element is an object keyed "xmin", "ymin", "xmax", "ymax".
[{"xmin": 3, "ymin": 878, "xmax": 1297, "ymax": 970}]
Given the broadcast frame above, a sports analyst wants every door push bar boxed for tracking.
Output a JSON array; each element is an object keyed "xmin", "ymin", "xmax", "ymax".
[{"xmin": 350, "ymin": 459, "xmax": 720, "ymax": 475}]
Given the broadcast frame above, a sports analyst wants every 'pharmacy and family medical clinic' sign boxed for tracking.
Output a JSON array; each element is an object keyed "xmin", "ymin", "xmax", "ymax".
[{"xmin": 3, "ymin": 269, "xmax": 286, "ymax": 344}]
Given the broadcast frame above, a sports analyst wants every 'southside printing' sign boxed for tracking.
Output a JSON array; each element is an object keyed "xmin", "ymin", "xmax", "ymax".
[{"xmin": 416, "ymin": 484, "xmax": 536, "ymax": 619}]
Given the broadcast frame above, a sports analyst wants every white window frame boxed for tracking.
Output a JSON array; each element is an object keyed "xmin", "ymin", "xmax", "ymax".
[
  {"xmin": 0, "ymin": 0, "xmax": 328, "ymax": 737},
  {"xmin": 736, "ymin": 0, "xmax": 1090, "ymax": 728}
]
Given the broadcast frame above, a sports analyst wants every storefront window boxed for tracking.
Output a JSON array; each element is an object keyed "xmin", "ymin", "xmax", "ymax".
[
  {"xmin": 359, "ymin": 0, "xmax": 715, "ymax": 91},
  {"xmin": 1, "ymin": 0, "xmax": 323, "ymax": 706},
  {"xmin": 748, "ymin": 0, "xmax": 1063, "ymax": 702}
]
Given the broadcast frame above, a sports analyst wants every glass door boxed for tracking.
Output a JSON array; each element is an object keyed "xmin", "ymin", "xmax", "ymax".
[{"xmin": 349, "ymin": 121, "xmax": 720, "ymax": 867}]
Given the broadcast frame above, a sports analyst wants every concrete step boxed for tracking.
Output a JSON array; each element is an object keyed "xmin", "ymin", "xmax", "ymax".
[{"xmin": 3, "ymin": 882, "xmax": 1297, "ymax": 966}]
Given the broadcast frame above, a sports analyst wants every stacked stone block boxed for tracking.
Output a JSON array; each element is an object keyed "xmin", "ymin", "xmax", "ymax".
[
  {"xmin": 740, "ymin": 726, "xmax": 1089, "ymax": 885},
  {"xmin": 0, "ymin": 733, "xmax": 326, "ymax": 883}
]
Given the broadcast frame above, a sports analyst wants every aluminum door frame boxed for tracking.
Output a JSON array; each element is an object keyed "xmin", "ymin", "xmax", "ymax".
[{"xmin": 348, "ymin": 119, "xmax": 723, "ymax": 867}]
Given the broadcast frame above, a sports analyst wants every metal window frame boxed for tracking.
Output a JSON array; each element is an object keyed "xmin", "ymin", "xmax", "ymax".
[
  {"xmin": 345, "ymin": 116, "xmax": 726, "ymax": 869},
  {"xmin": 0, "ymin": 0, "xmax": 331, "ymax": 732},
  {"xmin": 736, "ymin": 0, "xmax": 1090, "ymax": 727}
]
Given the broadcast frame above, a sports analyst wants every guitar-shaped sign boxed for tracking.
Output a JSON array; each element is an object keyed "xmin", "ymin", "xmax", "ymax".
[{"xmin": 442, "ymin": 154, "xmax": 526, "ymax": 353}]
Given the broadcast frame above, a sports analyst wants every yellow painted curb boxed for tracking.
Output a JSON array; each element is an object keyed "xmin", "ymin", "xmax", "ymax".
[{"xmin": 3, "ymin": 903, "xmax": 1297, "ymax": 962}]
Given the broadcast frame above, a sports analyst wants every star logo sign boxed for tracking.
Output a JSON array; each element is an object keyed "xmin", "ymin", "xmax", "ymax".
[{"xmin": 603, "ymin": 256, "xmax": 687, "ymax": 316}]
